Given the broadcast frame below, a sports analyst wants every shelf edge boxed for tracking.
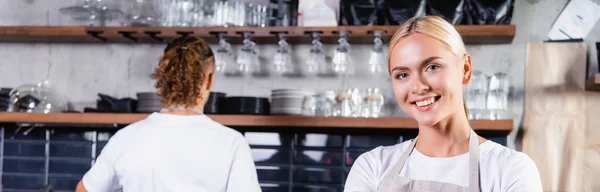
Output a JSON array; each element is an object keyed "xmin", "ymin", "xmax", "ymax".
[{"xmin": 0, "ymin": 112, "xmax": 513, "ymax": 131}]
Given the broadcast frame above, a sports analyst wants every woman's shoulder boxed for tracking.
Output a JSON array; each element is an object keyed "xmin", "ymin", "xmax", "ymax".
[
  {"xmin": 479, "ymin": 141, "xmax": 543, "ymax": 191},
  {"xmin": 345, "ymin": 140, "xmax": 414, "ymax": 191},
  {"xmin": 353, "ymin": 140, "xmax": 414, "ymax": 168},
  {"xmin": 479, "ymin": 141, "xmax": 536, "ymax": 166},
  {"xmin": 366, "ymin": 140, "xmax": 413, "ymax": 157}
]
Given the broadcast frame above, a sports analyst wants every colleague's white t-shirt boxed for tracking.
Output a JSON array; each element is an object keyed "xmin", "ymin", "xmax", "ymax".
[
  {"xmin": 82, "ymin": 113, "xmax": 261, "ymax": 192},
  {"xmin": 344, "ymin": 140, "xmax": 543, "ymax": 192}
]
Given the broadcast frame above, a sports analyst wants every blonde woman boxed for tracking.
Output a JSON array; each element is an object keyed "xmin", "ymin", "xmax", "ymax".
[{"xmin": 344, "ymin": 16, "xmax": 543, "ymax": 192}]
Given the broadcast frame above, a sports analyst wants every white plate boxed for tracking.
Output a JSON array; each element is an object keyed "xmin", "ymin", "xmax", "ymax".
[{"xmin": 271, "ymin": 90, "xmax": 314, "ymax": 96}]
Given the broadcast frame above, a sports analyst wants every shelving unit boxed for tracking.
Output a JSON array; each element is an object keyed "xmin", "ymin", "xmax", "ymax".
[
  {"xmin": 586, "ymin": 73, "xmax": 600, "ymax": 91},
  {"xmin": 0, "ymin": 25, "xmax": 516, "ymax": 44},
  {"xmin": 0, "ymin": 112, "xmax": 513, "ymax": 131}
]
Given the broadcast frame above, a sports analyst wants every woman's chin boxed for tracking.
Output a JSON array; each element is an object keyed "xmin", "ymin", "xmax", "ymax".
[{"xmin": 413, "ymin": 115, "xmax": 442, "ymax": 127}]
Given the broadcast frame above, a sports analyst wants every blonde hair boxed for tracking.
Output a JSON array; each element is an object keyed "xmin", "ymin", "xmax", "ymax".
[
  {"xmin": 388, "ymin": 15, "xmax": 470, "ymax": 119},
  {"xmin": 388, "ymin": 16, "xmax": 467, "ymax": 65}
]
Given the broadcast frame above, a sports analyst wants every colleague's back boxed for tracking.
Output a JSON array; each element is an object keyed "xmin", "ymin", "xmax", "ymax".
[{"xmin": 81, "ymin": 113, "xmax": 261, "ymax": 192}]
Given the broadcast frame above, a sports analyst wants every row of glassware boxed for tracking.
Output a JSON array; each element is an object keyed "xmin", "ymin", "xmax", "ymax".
[
  {"xmin": 4, "ymin": 77, "xmax": 510, "ymax": 120},
  {"xmin": 465, "ymin": 71, "xmax": 511, "ymax": 120},
  {"xmin": 301, "ymin": 88, "xmax": 385, "ymax": 118},
  {"xmin": 304, "ymin": 70, "xmax": 511, "ymax": 119},
  {"xmin": 60, "ymin": 0, "xmax": 277, "ymax": 27},
  {"xmin": 215, "ymin": 31, "xmax": 386, "ymax": 77}
]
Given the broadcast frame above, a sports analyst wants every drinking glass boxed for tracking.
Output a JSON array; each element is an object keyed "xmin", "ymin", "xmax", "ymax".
[
  {"xmin": 60, "ymin": 0, "xmax": 123, "ymax": 26},
  {"xmin": 332, "ymin": 31, "xmax": 353, "ymax": 76},
  {"xmin": 159, "ymin": 0, "xmax": 205, "ymax": 27},
  {"xmin": 466, "ymin": 71, "xmax": 489, "ymax": 119},
  {"xmin": 126, "ymin": 0, "xmax": 160, "ymax": 26},
  {"xmin": 487, "ymin": 72, "xmax": 510, "ymax": 119},
  {"xmin": 362, "ymin": 88, "xmax": 384, "ymax": 118},
  {"xmin": 209, "ymin": 0, "xmax": 268, "ymax": 27},
  {"xmin": 214, "ymin": 33, "xmax": 233, "ymax": 74},
  {"xmin": 305, "ymin": 33, "xmax": 328, "ymax": 77},
  {"xmin": 368, "ymin": 31, "xmax": 386, "ymax": 77},
  {"xmin": 272, "ymin": 34, "xmax": 294, "ymax": 76},
  {"xmin": 302, "ymin": 93, "xmax": 335, "ymax": 117},
  {"xmin": 246, "ymin": 4, "xmax": 268, "ymax": 27},
  {"xmin": 236, "ymin": 32, "xmax": 260, "ymax": 76},
  {"xmin": 337, "ymin": 95, "xmax": 353, "ymax": 117}
]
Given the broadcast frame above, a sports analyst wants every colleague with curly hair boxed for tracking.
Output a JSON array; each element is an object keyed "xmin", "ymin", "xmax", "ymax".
[{"xmin": 76, "ymin": 36, "xmax": 261, "ymax": 192}]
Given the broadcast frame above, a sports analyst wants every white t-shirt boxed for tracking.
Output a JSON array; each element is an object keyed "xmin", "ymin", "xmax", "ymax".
[
  {"xmin": 344, "ymin": 140, "xmax": 543, "ymax": 192},
  {"xmin": 82, "ymin": 113, "xmax": 261, "ymax": 192}
]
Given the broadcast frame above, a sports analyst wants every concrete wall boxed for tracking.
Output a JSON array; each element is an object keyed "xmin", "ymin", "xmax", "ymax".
[{"xmin": 0, "ymin": 0, "xmax": 599, "ymax": 152}]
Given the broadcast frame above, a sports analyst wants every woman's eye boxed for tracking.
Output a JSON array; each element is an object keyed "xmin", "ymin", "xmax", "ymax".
[
  {"xmin": 425, "ymin": 64, "xmax": 441, "ymax": 71},
  {"xmin": 395, "ymin": 73, "xmax": 408, "ymax": 79}
]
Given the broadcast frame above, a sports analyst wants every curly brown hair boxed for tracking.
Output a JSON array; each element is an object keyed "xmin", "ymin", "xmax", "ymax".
[{"xmin": 151, "ymin": 36, "xmax": 215, "ymax": 109}]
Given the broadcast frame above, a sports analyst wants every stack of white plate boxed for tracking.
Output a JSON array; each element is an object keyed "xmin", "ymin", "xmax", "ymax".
[
  {"xmin": 136, "ymin": 92, "xmax": 162, "ymax": 113},
  {"xmin": 270, "ymin": 89, "xmax": 314, "ymax": 115}
]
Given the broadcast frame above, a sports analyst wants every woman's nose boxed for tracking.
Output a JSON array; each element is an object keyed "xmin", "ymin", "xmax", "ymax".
[{"xmin": 410, "ymin": 76, "xmax": 430, "ymax": 94}]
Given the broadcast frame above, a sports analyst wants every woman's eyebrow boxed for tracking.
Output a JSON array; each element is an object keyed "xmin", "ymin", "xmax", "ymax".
[
  {"xmin": 389, "ymin": 56, "xmax": 442, "ymax": 73},
  {"xmin": 419, "ymin": 56, "xmax": 442, "ymax": 68}
]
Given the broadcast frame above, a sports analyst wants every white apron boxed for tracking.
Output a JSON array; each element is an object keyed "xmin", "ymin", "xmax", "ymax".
[{"xmin": 377, "ymin": 129, "xmax": 481, "ymax": 192}]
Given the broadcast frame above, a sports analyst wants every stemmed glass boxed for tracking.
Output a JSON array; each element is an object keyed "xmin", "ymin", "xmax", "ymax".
[
  {"xmin": 236, "ymin": 32, "xmax": 261, "ymax": 76},
  {"xmin": 364, "ymin": 31, "xmax": 388, "ymax": 118},
  {"xmin": 332, "ymin": 30, "xmax": 353, "ymax": 76},
  {"xmin": 368, "ymin": 31, "xmax": 386, "ymax": 77},
  {"xmin": 305, "ymin": 32, "xmax": 328, "ymax": 77},
  {"xmin": 272, "ymin": 33, "xmax": 294, "ymax": 76},
  {"xmin": 214, "ymin": 32, "xmax": 233, "ymax": 75}
]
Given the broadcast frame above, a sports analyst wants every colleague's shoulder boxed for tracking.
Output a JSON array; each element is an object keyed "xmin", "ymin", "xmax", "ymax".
[
  {"xmin": 105, "ymin": 116, "xmax": 151, "ymax": 141},
  {"xmin": 201, "ymin": 116, "xmax": 245, "ymax": 139}
]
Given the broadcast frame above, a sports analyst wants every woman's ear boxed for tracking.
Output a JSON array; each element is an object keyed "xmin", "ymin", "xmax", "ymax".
[
  {"xmin": 462, "ymin": 54, "xmax": 473, "ymax": 84},
  {"xmin": 205, "ymin": 72, "xmax": 214, "ymax": 91}
]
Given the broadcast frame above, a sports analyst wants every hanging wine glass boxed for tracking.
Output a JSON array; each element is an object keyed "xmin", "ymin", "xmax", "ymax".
[
  {"xmin": 236, "ymin": 32, "xmax": 261, "ymax": 76},
  {"xmin": 368, "ymin": 31, "xmax": 386, "ymax": 76},
  {"xmin": 215, "ymin": 33, "xmax": 233, "ymax": 75},
  {"xmin": 305, "ymin": 32, "xmax": 328, "ymax": 77},
  {"xmin": 332, "ymin": 30, "xmax": 353, "ymax": 76},
  {"xmin": 272, "ymin": 33, "xmax": 294, "ymax": 76}
]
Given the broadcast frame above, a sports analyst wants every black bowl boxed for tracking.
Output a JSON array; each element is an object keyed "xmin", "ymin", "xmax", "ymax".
[
  {"xmin": 224, "ymin": 97, "xmax": 270, "ymax": 115},
  {"xmin": 203, "ymin": 92, "xmax": 227, "ymax": 114}
]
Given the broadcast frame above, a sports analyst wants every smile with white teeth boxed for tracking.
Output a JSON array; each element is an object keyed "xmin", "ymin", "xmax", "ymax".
[{"xmin": 415, "ymin": 97, "xmax": 435, "ymax": 107}]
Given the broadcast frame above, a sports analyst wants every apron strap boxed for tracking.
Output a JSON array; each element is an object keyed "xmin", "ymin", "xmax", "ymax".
[
  {"xmin": 468, "ymin": 129, "xmax": 481, "ymax": 192},
  {"xmin": 388, "ymin": 137, "xmax": 418, "ymax": 176}
]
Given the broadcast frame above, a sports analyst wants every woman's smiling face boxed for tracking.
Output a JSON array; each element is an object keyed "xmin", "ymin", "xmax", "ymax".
[{"xmin": 389, "ymin": 33, "xmax": 471, "ymax": 126}]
